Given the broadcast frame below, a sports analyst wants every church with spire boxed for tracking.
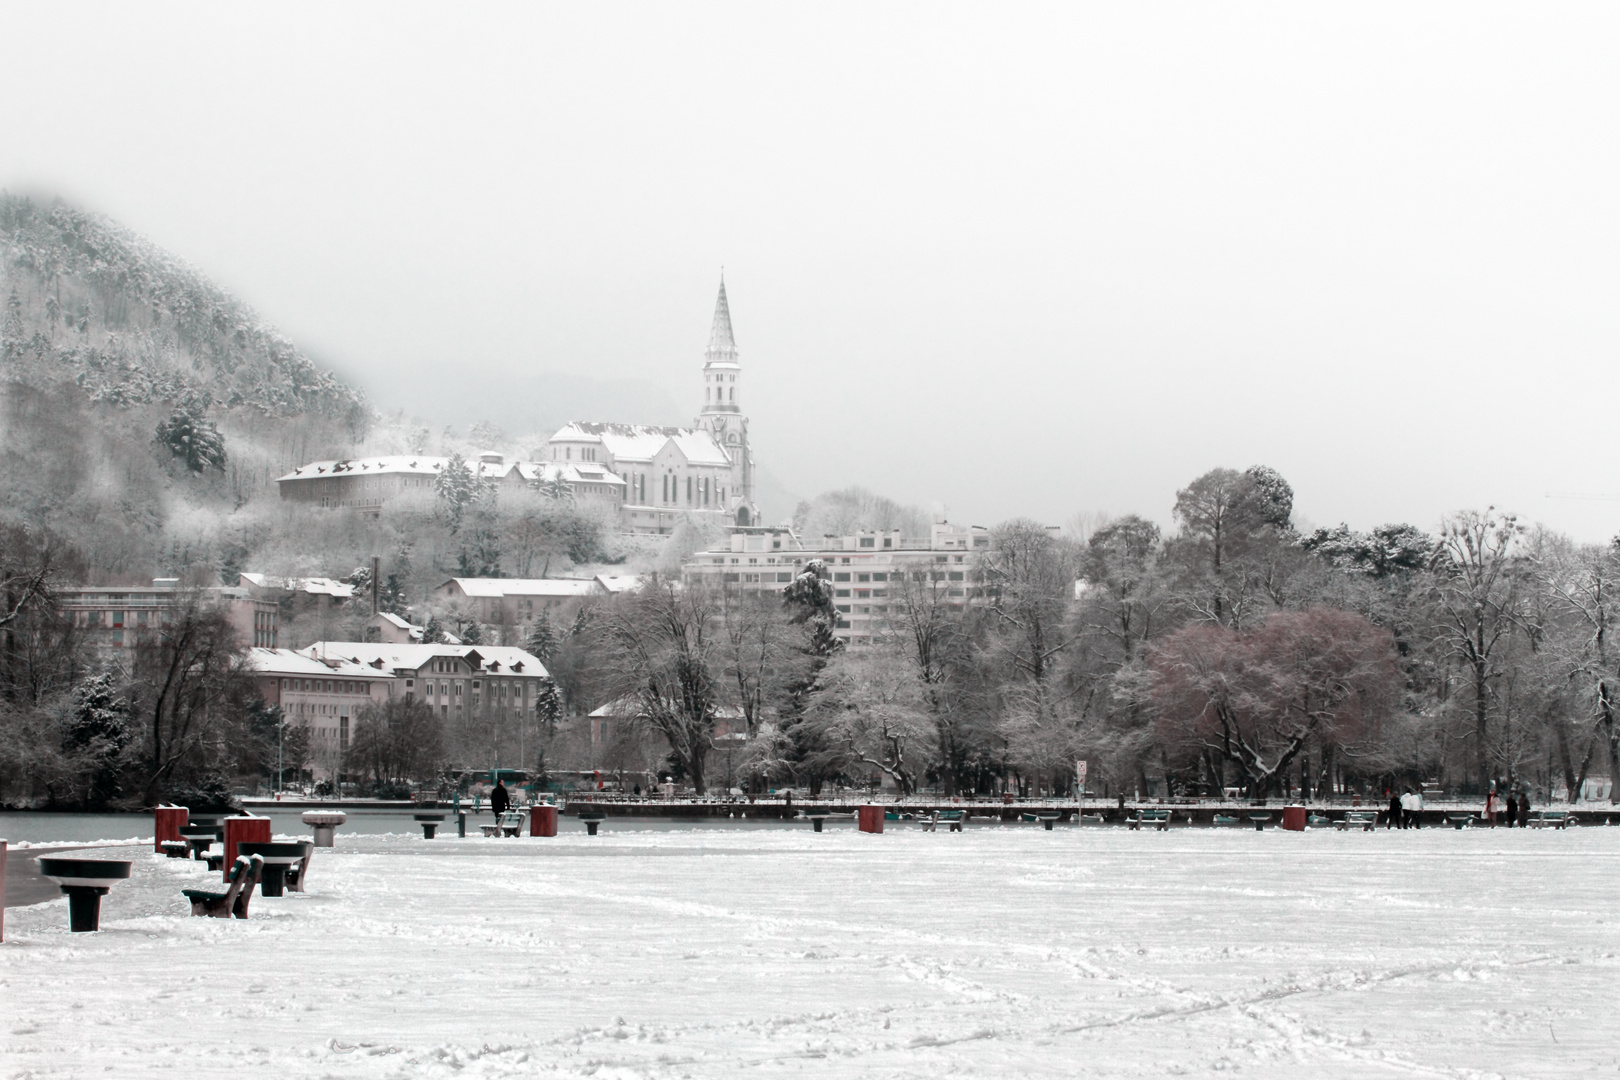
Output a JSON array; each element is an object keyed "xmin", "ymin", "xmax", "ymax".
[{"xmin": 545, "ymin": 277, "xmax": 760, "ymax": 534}]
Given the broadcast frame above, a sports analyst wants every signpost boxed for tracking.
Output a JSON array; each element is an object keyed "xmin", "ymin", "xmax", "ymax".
[{"xmin": 1076, "ymin": 760, "xmax": 1087, "ymax": 814}]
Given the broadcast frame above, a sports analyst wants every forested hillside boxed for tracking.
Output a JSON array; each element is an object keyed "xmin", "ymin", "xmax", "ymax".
[{"xmin": 0, "ymin": 193, "xmax": 371, "ymax": 577}]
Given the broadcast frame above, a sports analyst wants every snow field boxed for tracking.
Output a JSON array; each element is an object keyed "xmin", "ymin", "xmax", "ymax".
[{"xmin": 2, "ymin": 824, "xmax": 1617, "ymax": 1079}]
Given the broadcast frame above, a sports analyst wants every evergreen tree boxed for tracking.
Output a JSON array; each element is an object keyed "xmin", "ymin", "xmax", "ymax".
[
  {"xmin": 525, "ymin": 612, "xmax": 560, "ymax": 662},
  {"xmin": 63, "ymin": 673, "xmax": 132, "ymax": 807},
  {"xmin": 154, "ymin": 405, "xmax": 227, "ymax": 472}
]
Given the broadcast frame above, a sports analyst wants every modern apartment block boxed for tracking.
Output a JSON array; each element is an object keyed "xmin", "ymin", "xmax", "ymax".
[
  {"xmin": 681, "ymin": 520, "xmax": 993, "ymax": 646},
  {"xmin": 56, "ymin": 579, "xmax": 279, "ymax": 649}
]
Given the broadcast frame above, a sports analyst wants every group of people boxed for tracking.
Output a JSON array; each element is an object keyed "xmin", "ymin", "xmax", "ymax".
[
  {"xmin": 1384, "ymin": 786, "xmax": 1533, "ymax": 828},
  {"xmin": 1386, "ymin": 789, "xmax": 1425, "ymax": 828},
  {"xmin": 1484, "ymin": 787, "xmax": 1533, "ymax": 827}
]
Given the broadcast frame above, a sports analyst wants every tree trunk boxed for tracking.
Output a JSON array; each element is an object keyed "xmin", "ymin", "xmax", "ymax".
[{"xmin": 1473, "ymin": 656, "xmax": 1490, "ymax": 789}]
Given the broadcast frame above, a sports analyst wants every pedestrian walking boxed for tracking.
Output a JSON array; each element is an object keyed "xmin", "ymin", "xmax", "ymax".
[
  {"xmin": 1502, "ymin": 790, "xmax": 1517, "ymax": 828},
  {"xmin": 490, "ymin": 779, "xmax": 510, "ymax": 817},
  {"xmin": 1387, "ymin": 790, "xmax": 1403, "ymax": 830},
  {"xmin": 1410, "ymin": 788, "xmax": 1424, "ymax": 828},
  {"xmin": 1516, "ymin": 790, "xmax": 1531, "ymax": 827},
  {"xmin": 1485, "ymin": 787, "xmax": 1498, "ymax": 827}
]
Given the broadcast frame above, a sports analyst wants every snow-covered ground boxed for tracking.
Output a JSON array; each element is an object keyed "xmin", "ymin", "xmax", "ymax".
[{"xmin": 3, "ymin": 823, "xmax": 1616, "ymax": 1079}]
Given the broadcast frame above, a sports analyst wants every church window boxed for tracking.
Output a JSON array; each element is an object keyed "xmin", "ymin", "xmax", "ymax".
[
  {"xmin": 686, "ymin": 476, "xmax": 693, "ymax": 503},
  {"xmin": 663, "ymin": 475, "xmax": 669, "ymax": 502},
  {"xmin": 566, "ymin": 447, "xmax": 572, "ymax": 460},
  {"xmin": 729, "ymin": 387, "xmax": 734, "ymax": 401}
]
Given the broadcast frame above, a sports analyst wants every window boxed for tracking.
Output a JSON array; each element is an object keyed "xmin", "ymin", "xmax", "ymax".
[
  {"xmin": 835, "ymin": 604, "xmax": 851, "ymax": 613},
  {"xmin": 833, "ymin": 573, "xmax": 850, "ymax": 582},
  {"xmin": 857, "ymin": 573, "xmax": 870, "ymax": 582},
  {"xmin": 883, "ymin": 537, "xmax": 893, "ymax": 548},
  {"xmin": 872, "ymin": 589, "xmax": 887, "ymax": 599},
  {"xmin": 871, "ymin": 572, "xmax": 887, "ymax": 582},
  {"xmin": 859, "ymin": 537, "xmax": 874, "ymax": 548},
  {"xmin": 949, "ymin": 572, "xmax": 964, "ymax": 581},
  {"xmin": 776, "ymin": 573, "xmax": 791, "ymax": 582},
  {"xmin": 855, "ymin": 590, "xmax": 870, "ymax": 599},
  {"xmin": 835, "ymin": 589, "xmax": 850, "ymax": 597}
]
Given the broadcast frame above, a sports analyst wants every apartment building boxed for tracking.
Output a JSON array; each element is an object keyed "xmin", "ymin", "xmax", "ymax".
[
  {"xmin": 681, "ymin": 520, "xmax": 993, "ymax": 646},
  {"xmin": 300, "ymin": 642, "xmax": 551, "ymax": 725},
  {"xmin": 246, "ymin": 648, "xmax": 396, "ymax": 771},
  {"xmin": 56, "ymin": 579, "xmax": 279, "ymax": 649}
]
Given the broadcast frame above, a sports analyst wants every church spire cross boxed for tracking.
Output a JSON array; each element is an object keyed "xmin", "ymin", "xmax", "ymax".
[{"xmin": 706, "ymin": 277, "xmax": 738, "ymax": 361}]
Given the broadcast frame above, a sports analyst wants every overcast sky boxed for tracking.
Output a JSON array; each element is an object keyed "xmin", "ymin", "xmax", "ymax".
[{"xmin": 5, "ymin": 3, "xmax": 1620, "ymax": 539}]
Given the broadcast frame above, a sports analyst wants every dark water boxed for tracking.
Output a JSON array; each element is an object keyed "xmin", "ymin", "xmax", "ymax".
[{"xmin": 0, "ymin": 809, "xmax": 858, "ymax": 845}]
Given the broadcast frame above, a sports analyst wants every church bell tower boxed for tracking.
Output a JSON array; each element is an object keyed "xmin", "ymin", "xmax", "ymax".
[{"xmin": 695, "ymin": 276, "xmax": 757, "ymax": 524}]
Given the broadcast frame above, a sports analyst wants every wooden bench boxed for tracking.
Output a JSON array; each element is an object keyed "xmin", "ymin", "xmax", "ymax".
[
  {"xmin": 1446, "ymin": 812, "xmax": 1476, "ymax": 830},
  {"xmin": 1129, "ymin": 810, "xmax": 1172, "ymax": 831},
  {"xmin": 919, "ymin": 810, "xmax": 965, "ymax": 833},
  {"xmin": 183, "ymin": 855, "xmax": 262, "ymax": 919},
  {"xmin": 1212, "ymin": 814, "xmax": 1243, "ymax": 828},
  {"xmin": 479, "ymin": 811, "xmax": 526, "ymax": 837},
  {"xmin": 161, "ymin": 841, "xmax": 190, "ymax": 859},
  {"xmin": 1531, "ymin": 810, "xmax": 1572, "ymax": 830},
  {"xmin": 1336, "ymin": 811, "xmax": 1377, "ymax": 831}
]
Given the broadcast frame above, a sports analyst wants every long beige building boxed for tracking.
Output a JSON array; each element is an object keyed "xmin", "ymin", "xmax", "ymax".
[{"xmin": 682, "ymin": 520, "xmax": 992, "ymax": 646}]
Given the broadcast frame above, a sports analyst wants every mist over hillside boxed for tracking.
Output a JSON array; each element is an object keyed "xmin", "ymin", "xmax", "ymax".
[{"xmin": 0, "ymin": 195, "xmax": 821, "ymax": 594}]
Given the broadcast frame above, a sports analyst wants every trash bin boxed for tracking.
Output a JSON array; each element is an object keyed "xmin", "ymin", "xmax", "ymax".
[{"xmin": 1282, "ymin": 805, "xmax": 1306, "ymax": 832}]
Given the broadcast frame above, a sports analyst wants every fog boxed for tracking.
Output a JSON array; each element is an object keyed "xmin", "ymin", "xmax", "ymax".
[{"xmin": 5, "ymin": 3, "xmax": 1619, "ymax": 538}]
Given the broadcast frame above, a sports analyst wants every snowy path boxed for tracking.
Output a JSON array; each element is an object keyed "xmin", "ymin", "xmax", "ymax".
[{"xmin": 2, "ymin": 826, "xmax": 1616, "ymax": 1078}]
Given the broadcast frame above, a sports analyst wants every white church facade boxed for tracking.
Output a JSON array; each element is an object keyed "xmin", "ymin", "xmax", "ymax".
[{"xmin": 546, "ymin": 279, "xmax": 760, "ymax": 534}]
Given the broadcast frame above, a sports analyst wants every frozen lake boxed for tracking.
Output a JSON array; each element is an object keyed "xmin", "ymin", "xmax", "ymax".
[{"xmin": 2, "ymin": 824, "xmax": 1615, "ymax": 1078}]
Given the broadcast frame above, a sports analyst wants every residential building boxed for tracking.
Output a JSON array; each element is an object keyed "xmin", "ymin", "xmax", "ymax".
[
  {"xmin": 238, "ymin": 573, "xmax": 356, "ymax": 612},
  {"xmin": 300, "ymin": 642, "xmax": 551, "ymax": 733},
  {"xmin": 432, "ymin": 577, "xmax": 611, "ymax": 627},
  {"xmin": 56, "ymin": 579, "xmax": 279, "ymax": 649},
  {"xmin": 274, "ymin": 453, "xmax": 625, "ymax": 515},
  {"xmin": 246, "ymin": 648, "xmax": 396, "ymax": 773},
  {"xmin": 545, "ymin": 277, "xmax": 760, "ymax": 532},
  {"xmin": 681, "ymin": 520, "xmax": 994, "ymax": 646}
]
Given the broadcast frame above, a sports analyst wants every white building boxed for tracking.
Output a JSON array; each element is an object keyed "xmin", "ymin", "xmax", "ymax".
[
  {"xmin": 433, "ymin": 577, "xmax": 609, "ymax": 626},
  {"xmin": 682, "ymin": 520, "xmax": 994, "ymax": 646},
  {"xmin": 274, "ymin": 453, "xmax": 625, "ymax": 515},
  {"xmin": 546, "ymin": 278, "xmax": 760, "ymax": 532},
  {"xmin": 245, "ymin": 647, "xmax": 397, "ymax": 773}
]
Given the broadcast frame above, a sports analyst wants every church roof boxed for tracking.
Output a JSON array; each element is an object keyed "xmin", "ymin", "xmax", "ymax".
[
  {"xmin": 706, "ymin": 278, "xmax": 738, "ymax": 363},
  {"xmin": 550, "ymin": 421, "xmax": 731, "ymax": 467}
]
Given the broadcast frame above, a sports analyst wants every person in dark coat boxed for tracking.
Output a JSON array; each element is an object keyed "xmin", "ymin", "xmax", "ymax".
[
  {"xmin": 1387, "ymin": 791, "xmax": 1402, "ymax": 829},
  {"xmin": 1502, "ymin": 790, "xmax": 1517, "ymax": 828},
  {"xmin": 1517, "ymin": 791, "xmax": 1531, "ymax": 827},
  {"xmin": 490, "ymin": 779, "xmax": 510, "ymax": 817}
]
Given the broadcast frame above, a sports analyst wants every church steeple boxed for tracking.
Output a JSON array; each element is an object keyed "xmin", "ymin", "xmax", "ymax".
[
  {"xmin": 695, "ymin": 274, "xmax": 755, "ymax": 519},
  {"xmin": 707, "ymin": 277, "xmax": 738, "ymax": 362}
]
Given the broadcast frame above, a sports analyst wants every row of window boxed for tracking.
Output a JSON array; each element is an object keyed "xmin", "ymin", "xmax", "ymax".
[{"xmin": 279, "ymin": 678, "xmax": 372, "ymax": 694}]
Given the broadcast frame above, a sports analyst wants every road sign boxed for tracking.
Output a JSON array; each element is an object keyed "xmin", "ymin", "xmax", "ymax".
[{"xmin": 1076, "ymin": 760, "xmax": 1088, "ymax": 786}]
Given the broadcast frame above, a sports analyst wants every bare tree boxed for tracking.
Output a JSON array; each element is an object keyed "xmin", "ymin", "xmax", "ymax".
[
  {"xmin": 804, "ymin": 646, "xmax": 937, "ymax": 795},
  {"xmin": 1428, "ymin": 508, "xmax": 1525, "ymax": 788},
  {"xmin": 1150, "ymin": 608, "xmax": 1397, "ymax": 797},
  {"xmin": 596, "ymin": 583, "xmax": 721, "ymax": 794}
]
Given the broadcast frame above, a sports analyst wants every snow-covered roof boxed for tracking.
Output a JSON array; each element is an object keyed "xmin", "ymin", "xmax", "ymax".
[
  {"xmin": 595, "ymin": 574, "xmax": 644, "ymax": 594},
  {"xmin": 374, "ymin": 611, "xmax": 415, "ymax": 630},
  {"xmin": 240, "ymin": 573, "xmax": 356, "ymax": 599},
  {"xmin": 668, "ymin": 431, "xmax": 732, "ymax": 466},
  {"xmin": 302, "ymin": 642, "xmax": 549, "ymax": 677},
  {"xmin": 548, "ymin": 422, "xmax": 733, "ymax": 468},
  {"xmin": 508, "ymin": 461, "xmax": 626, "ymax": 488},
  {"xmin": 439, "ymin": 578, "xmax": 605, "ymax": 599},
  {"xmin": 246, "ymin": 648, "xmax": 396, "ymax": 679},
  {"xmin": 276, "ymin": 455, "xmax": 485, "ymax": 482}
]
